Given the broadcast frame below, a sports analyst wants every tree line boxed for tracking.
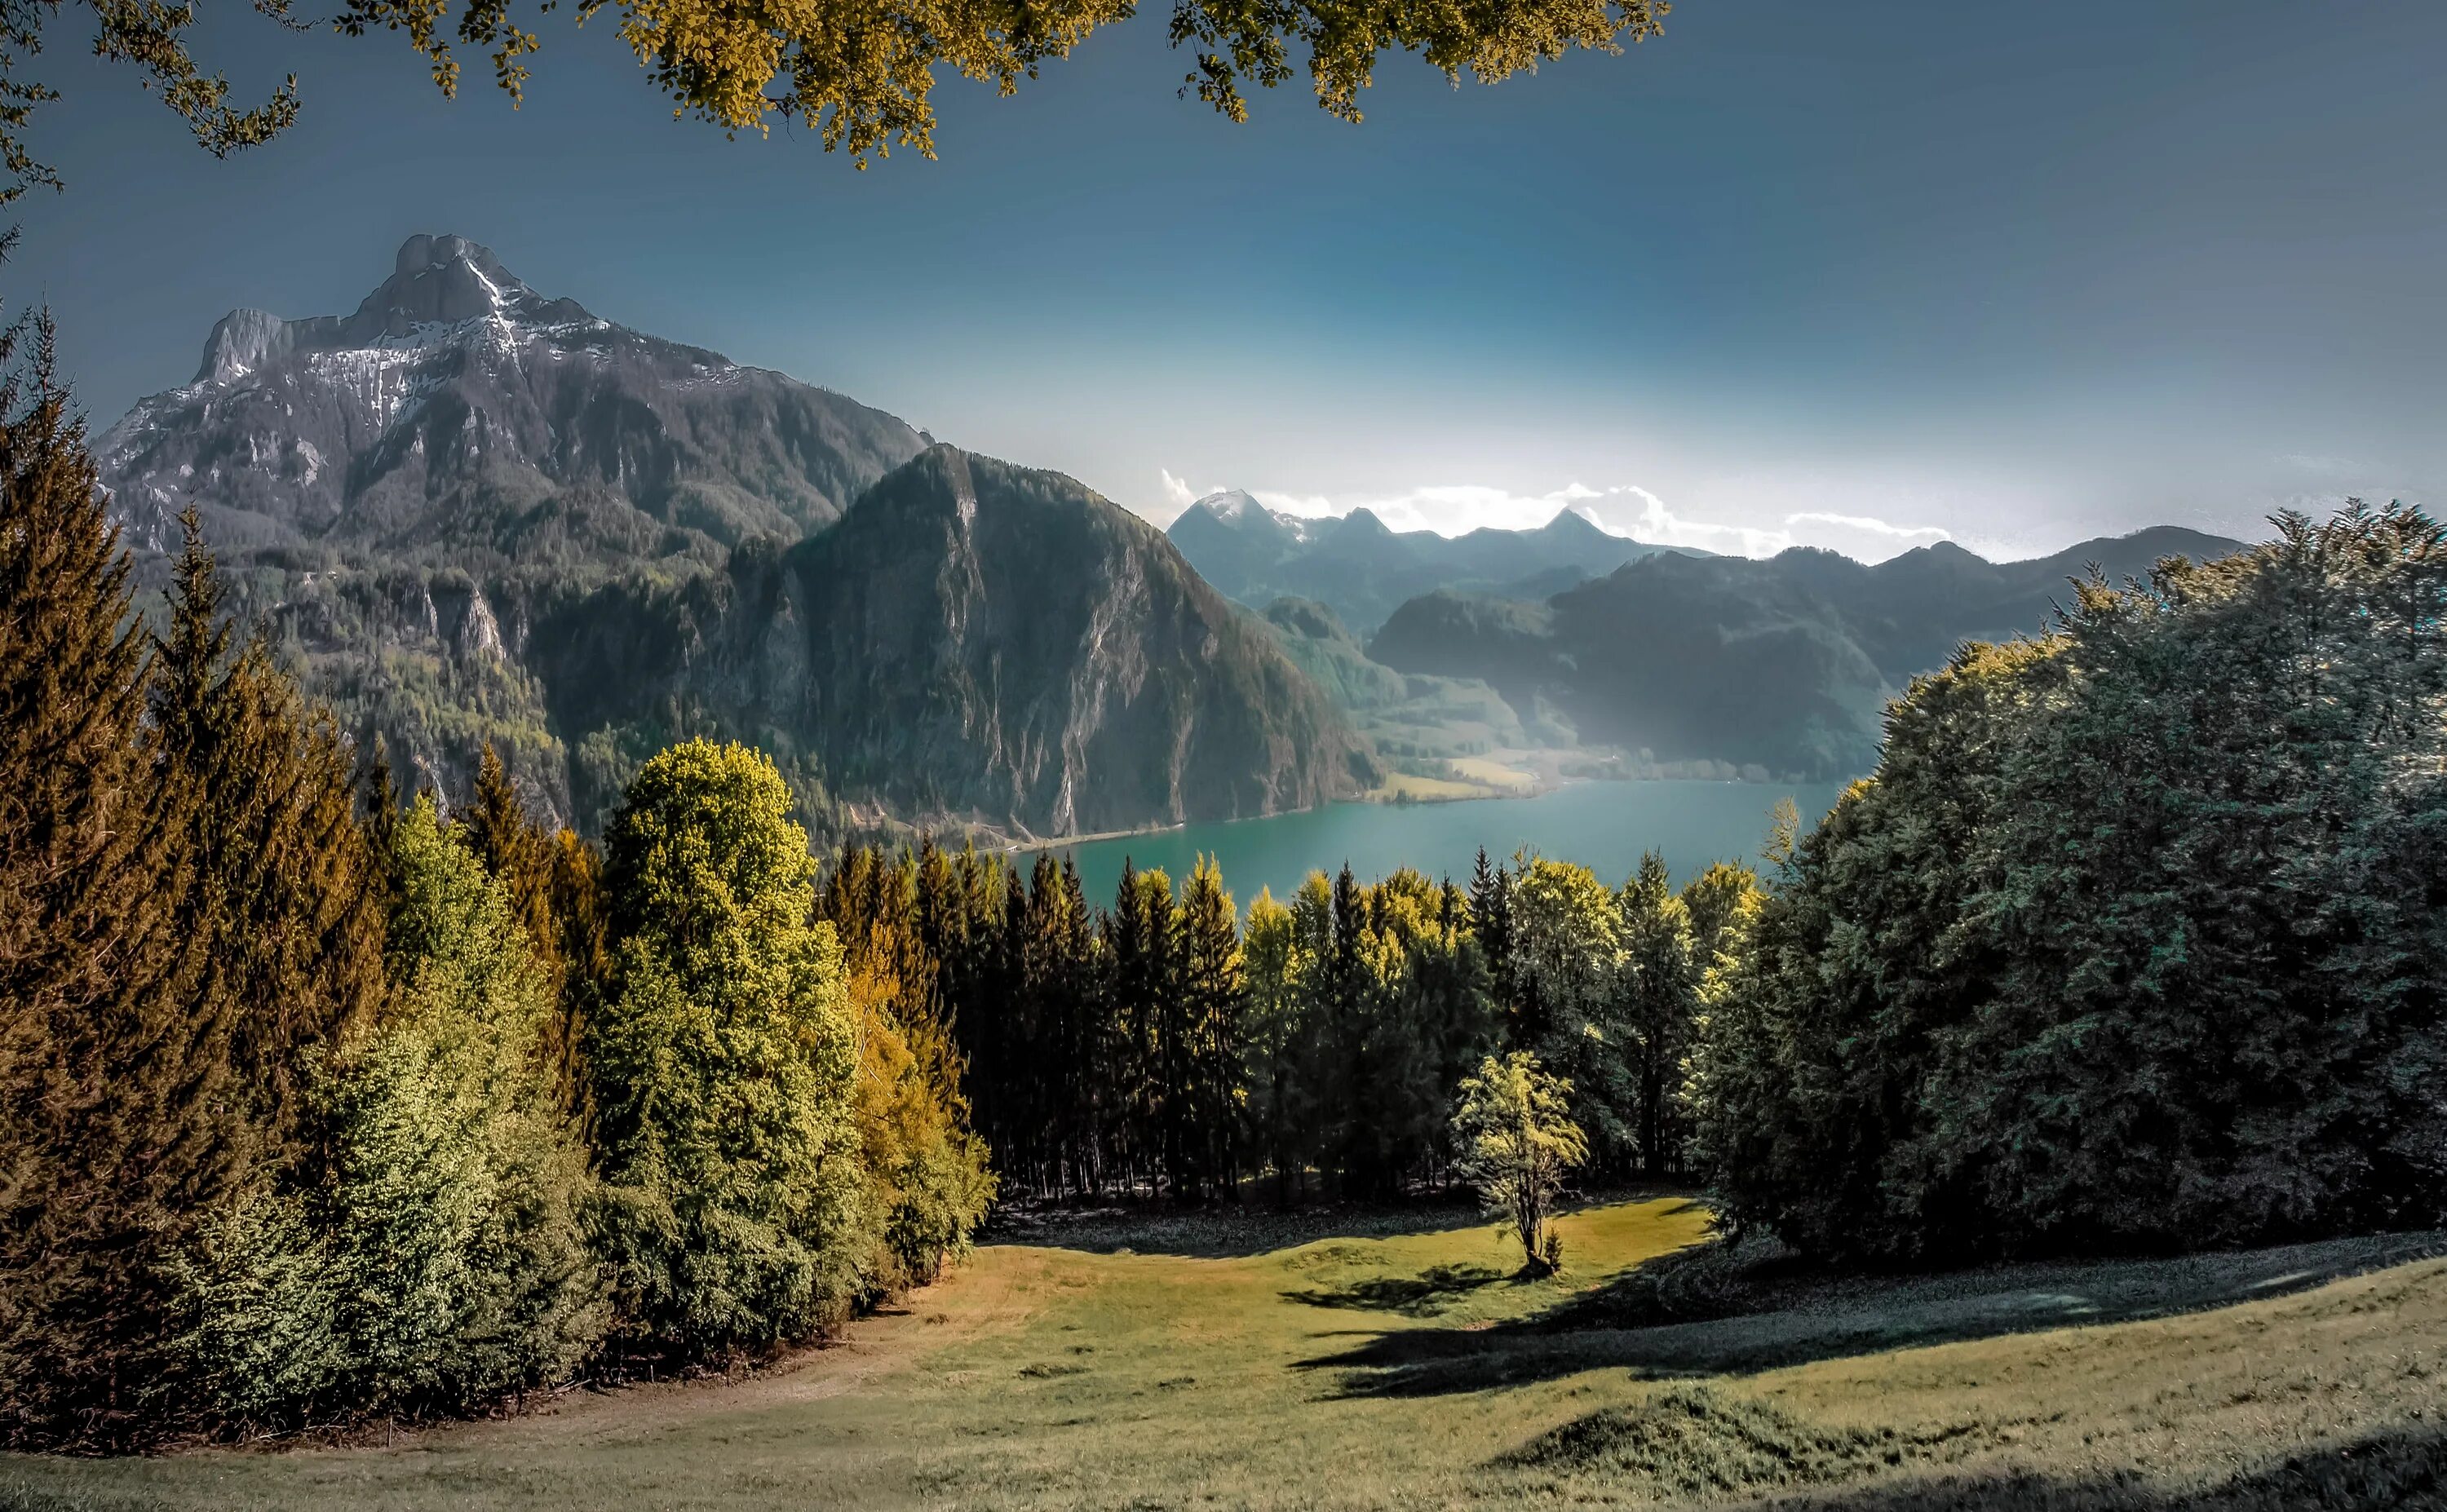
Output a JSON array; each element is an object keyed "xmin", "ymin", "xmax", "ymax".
[
  {"xmin": 1691, "ymin": 501, "xmax": 2447, "ymax": 1264},
  {"xmin": 823, "ymin": 839, "xmax": 1760, "ymax": 1209},
  {"xmin": 824, "ymin": 497, "xmax": 2447, "ymax": 1280}
]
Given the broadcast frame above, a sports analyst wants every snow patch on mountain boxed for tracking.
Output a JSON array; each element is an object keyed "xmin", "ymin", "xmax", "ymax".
[{"xmin": 94, "ymin": 232, "xmax": 923, "ymax": 551}]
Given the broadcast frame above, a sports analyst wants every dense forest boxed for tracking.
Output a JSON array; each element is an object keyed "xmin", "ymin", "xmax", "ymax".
[
  {"xmin": 831, "ymin": 836, "xmax": 1752, "ymax": 1208},
  {"xmin": 1696, "ymin": 501, "xmax": 2447, "ymax": 1263},
  {"xmin": 10, "ymin": 294, "xmax": 2445, "ymax": 1451},
  {"xmin": 1, "ymin": 326, "xmax": 993, "ymax": 1447}
]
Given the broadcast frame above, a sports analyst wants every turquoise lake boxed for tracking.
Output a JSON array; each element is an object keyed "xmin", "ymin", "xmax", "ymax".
[{"xmin": 1039, "ymin": 779, "xmax": 1852, "ymax": 909}]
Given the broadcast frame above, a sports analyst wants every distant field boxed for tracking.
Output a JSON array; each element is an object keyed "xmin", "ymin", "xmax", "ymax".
[
  {"xmin": 1367, "ymin": 754, "xmax": 1538, "ymax": 802},
  {"xmin": 1441, "ymin": 756, "xmax": 1538, "ymax": 792},
  {"xmin": 6, "ymin": 1200, "xmax": 2441, "ymax": 1511},
  {"xmin": 1370, "ymin": 771, "xmax": 1505, "ymax": 802}
]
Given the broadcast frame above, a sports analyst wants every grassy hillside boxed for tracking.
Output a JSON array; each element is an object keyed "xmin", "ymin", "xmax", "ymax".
[{"xmin": 7, "ymin": 1200, "xmax": 2438, "ymax": 1511}]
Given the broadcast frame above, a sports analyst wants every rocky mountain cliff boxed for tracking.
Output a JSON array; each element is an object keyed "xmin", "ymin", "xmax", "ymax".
[
  {"xmin": 92, "ymin": 241, "xmax": 1372, "ymax": 838},
  {"xmin": 528, "ymin": 448, "xmax": 1377, "ymax": 837},
  {"xmin": 98, "ymin": 233, "xmax": 927, "ymax": 564}
]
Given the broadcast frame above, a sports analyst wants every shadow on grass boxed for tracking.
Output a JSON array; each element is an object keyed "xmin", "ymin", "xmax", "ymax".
[
  {"xmin": 1281, "ymin": 1262, "xmax": 1514, "ymax": 1317},
  {"xmin": 1744, "ymin": 1422, "xmax": 2447, "ymax": 1511},
  {"xmin": 984, "ymin": 1186, "xmax": 1693, "ymax": 1260},
  {"xmin": 1485, "ymin": 1398, "xmax": 2446, "ymax": 1512},
  {"xmin": 982, "ymin": 1193, "xmax": 1481, "ymax": 1259},
  {"xmin": 1297, "ymin": 1230, "xmax": 2445, "ymax": 1399}
]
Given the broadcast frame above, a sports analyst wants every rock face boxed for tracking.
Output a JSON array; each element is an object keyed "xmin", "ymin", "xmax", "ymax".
[
  {"xmin": 530, "ymin": 448, "xmax": 1378, "ymax": 838},
  {"xmin": 1368, "ymin": 526, "xmax": 2248, "ymax": 782},
  {"xmin": 1169, "ymin": 489, "xmax": 1693, "ymax": 634},
  {"xmin": 98, "ymin": 233, "xmax": 927, "ymax": 559},
  {"xmin": 799, "ymin": 449, "xmax": 1375, "ymax": 833}
]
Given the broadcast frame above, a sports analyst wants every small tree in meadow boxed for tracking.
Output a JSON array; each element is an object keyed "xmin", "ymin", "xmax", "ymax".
[{"xmin": 1451, "ymin": 1052, "xmax": 1586, "ymax": 1275}]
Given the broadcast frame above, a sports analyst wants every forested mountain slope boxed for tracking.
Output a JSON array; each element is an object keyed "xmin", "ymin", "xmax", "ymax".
[
  {"xmin": 1368, "ymin": 526, "xmax": 2246, "ymax": 780},
  {"xmin": 532, "ymin": 447, "xmax": 1376, "ymax": 838}
]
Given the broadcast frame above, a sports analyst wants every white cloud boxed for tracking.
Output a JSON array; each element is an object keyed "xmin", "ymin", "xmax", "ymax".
[
  {"xmin": 1596, "ymin": 484, "xmax": 1798, "ymax": 557},
  {"xmin": 1783, "ymin": 511, "xmax": 1952, "ymax": 545},
  {"xmin": 1158, "ymin": 468, "xmax": 1208, "ymax": 512},
  {"xmin": 1246, "ymin": 481, "xmax": 1663, "ymax": 540},
  {"xmin": 1152, "ymin": 471, "xmax": 1958, "ymax": 562},
  {"xmin": 2276, "ymin": 453, "xmax": 2370, "ymax": 478}
]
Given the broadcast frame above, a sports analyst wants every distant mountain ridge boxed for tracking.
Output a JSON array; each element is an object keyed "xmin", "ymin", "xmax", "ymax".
[
  {"xmin": 1169, "ymin": 489, "xmax": 1700, "ymax": 634},
  {"xmin": 1367, "ymin": 524, "xmax": 2248, "ymax": 781},
  {"xmin": 92, "ymin": 238, "xmax": 1372, "ymax": 839}
]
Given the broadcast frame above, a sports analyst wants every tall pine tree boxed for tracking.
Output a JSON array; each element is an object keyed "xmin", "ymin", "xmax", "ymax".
[{"xmin": 0, "ymin": 307, "xmax": 203, "ymax": 1445}]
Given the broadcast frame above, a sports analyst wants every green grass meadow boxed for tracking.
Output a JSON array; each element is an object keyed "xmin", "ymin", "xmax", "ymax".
[{"xmin": 7, "ymin": 1198, "xmax": 2441, "ymax": 1510}]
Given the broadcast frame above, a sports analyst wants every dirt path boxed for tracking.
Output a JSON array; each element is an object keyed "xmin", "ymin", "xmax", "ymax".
[{"xmin": 398, "ymin": 1248, "xmax": 1059, "ymax": 1449}]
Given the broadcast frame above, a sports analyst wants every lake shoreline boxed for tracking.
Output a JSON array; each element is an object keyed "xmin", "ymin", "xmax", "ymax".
[{"xmin": 1036, "ymin": 778, "xmax": 1854, "ymax": 908}]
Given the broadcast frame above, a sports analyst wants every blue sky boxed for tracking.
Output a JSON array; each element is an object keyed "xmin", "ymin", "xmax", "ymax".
[{"xmin": 20, "ymin": 0, "xmax": 2445, "ymax": 559}]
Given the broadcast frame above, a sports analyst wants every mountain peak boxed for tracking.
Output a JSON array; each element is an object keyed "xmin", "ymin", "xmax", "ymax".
[
  {"xmin": 113, "ymin": 233, "xmax": 925, "ymax": 557},
  {"xmin": 1195, "ymin": 488, "xmax": 1265, "ymax": 521},
  {"xmin": 344, "ymin": 232, "xmax": 582, "ymax": 341},
  {"xmin": 1538, "ymin": 505, "xmax": 1613, "ymax": 539},
  {"xmin": 189, "ymin": 232, "xmax": 592, "ymax": 383}
]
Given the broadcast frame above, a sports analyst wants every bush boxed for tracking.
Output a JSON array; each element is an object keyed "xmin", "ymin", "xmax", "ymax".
[{"xmin": 843, "ymin": 959, "xmax": 996, "ymax": 1293}]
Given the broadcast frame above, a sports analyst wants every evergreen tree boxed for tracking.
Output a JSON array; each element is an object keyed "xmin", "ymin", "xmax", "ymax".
[
  {"xmin": 1100, "ymin": 862, "xmax": 1177, "ymax": 1193},
  {"xmin": 1699, "ymin": 503, "xmax": 2447, "ymax": 1261},
  {"xmin": 1240, "ymin": 887, "xmax": 1309, "ymax": 1206},
  {"xmin": 1467, "ymin": 846, "xmax": 1514, "ymax": 1005},
  {"xmin": 1679, "ymin": 861, "xmax": 1763, "ymax": 973},
  {"xmin": 1055, "ymin": 856, "xmax": 1103, "ymax": 1192},
  {"xmin": 462, "ymin": 742, "xmax": 561, "ymax": 978},
  {"xmin": 545, "ymin": 827, "xmax": 611, "ymax": 1123},
  {"xmin": 1614, "ymin": 850, "xmax": 1697, "ymax": 1178},
  {"xmin": 167, "ymin": 800, "xmax": 609, "ymax": 1425},
  {"xmin": 1175, "ymin": 855, "xmax": 1245, "ymax": 1199},
  {"xmin": 152, "ymin": 508, "xmax": 387, "ymax": 1139},
  {"xmin": 1507, "ymin": 853, "xmax": 1634, "ymax": 1172},
  {"xmin": 0, "ymin": 309, "xmax": 200, "ymax": 1444}
]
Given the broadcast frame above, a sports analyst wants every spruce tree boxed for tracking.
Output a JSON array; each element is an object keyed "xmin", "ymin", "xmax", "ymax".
[
  {"xmin": 152, "ymin": 509, "xmax": 387, "ymax": 1138},
  {"xmin": 0, "ymin": 308, "xmax": 197, "ymax": 1445},
  {"xmin": 1240, "ymin": 887, "xmax": 1307, "ymax": 1206},
  {"xmin": 1175, "ymin": 855, "xmax": 1245, "ymax": 1199},
  {"xmin": 1614, "ymin": 850, "xmax": 1697, "ymax": 1178},
  {"xmin": 1467, "ymin": 846, "xmax": 1513, "ymax": 998},
  {"xmin": 545, "ymin": 827, "xmax": 611, "ymax": 1122},
  {"xmin": 462, "ymin": 742, "xmax": 561, "ymax": 979},
  {"xmin": 1055, "ymin": 857, "xmax": 1101, "ymax": 1192}
]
